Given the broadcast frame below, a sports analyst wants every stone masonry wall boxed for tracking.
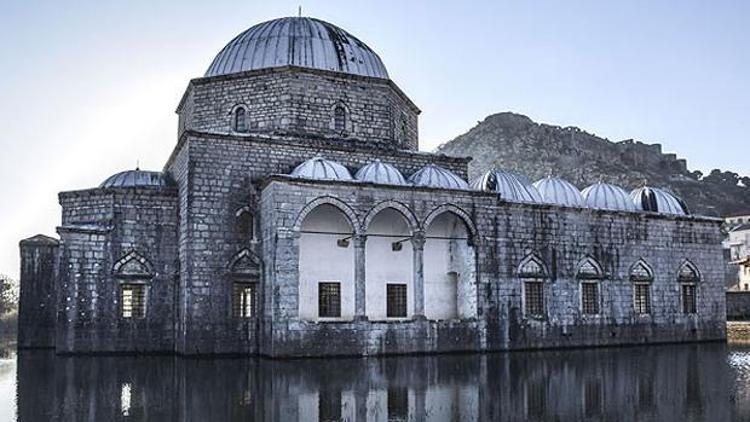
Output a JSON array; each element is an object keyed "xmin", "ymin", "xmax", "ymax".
[
  {"xmin": 163, "ymin": 133, "xmax": 468, "ymax": 354},
  {"xmin": 177, "ymin": 67, "xmax": 419, "ymax": 150},
  {"xmin": 18, "ymin": 235, "xmax": 59, "ymax": 348},
  {"xmin": 260, "ymin": 178, "xmax": 725, "ymax": 357},
  {"xmin": 56, "ymin": 187, "xmax": 178, "ymax": 353}
]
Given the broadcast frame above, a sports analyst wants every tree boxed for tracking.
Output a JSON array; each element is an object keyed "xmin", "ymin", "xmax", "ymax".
[{"xmin": 0, "ymin": 275, "xmax": 18, "ymax": 315}]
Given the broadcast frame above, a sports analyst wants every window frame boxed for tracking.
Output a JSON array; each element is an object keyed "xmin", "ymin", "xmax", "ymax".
[
  {"xmin": 523, "ymin": 279, "xmax": 545, "ymax": 319},
  {"xmin": 386, "ymin": 283, "xmax": 408, "ymax": 319},
  {"xmin": 580, "ymin": 281, "xmax": 600, "ymax": 316},
  {"xmin": 633, "ymin": 282, "xmax": 652, "ymax": 315},
  {"xmin": 681, "ymin": 282, "xmax": 697, "ymax": 314},
  {"xmin": 232, "ymin": 280, "xmax": 258, "ymax": 318},
  {"xmin": 119, "ymin": 281, "xmax": 147, "ymax": 319},
  {"xmin": 318, "ymin": 281, "xmax": 342, "ymax": 319}
]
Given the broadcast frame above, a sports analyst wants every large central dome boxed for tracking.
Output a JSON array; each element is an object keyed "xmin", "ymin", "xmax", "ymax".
[{"xmin": 205, "ymin": 17, "xmax": 389, "ymax": 79}]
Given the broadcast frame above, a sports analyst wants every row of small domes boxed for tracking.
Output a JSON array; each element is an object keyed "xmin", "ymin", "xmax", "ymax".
[{"xmin": 289, "ymin": 157, "xmax": 690, "ymax": 215}]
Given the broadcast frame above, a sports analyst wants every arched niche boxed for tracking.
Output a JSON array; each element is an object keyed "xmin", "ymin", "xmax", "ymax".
[
  {"xmin": 365, "ymin": 207, "xmax": 414, "ymax": 320},
  {"xmin": 423, "ymin": 211, "xmax": 477, "ymax": 320},
  {"xmin": 298, "ymin": 203, "xmax": 355, "ymax": 321}
]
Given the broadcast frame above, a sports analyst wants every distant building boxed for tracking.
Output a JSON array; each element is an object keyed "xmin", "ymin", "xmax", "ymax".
[
  {"xmin": 725, "ymin": 221, "xmax": 750, "ymax": 291},
  {"xmin": 18, "ymin": 16, "xmax": 726, "ymax": 357},
  {"xmin": 726, "ymin": 214, "xmax": 750, "ymax": 228}
]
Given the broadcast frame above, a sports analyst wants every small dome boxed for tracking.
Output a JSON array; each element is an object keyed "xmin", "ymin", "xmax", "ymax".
[
  {"xmin": 290, "ymin": 156, "xmax": 353, "ymax": 181},
  {"xmin": 408, "ymin": 164, "xmax": 469, "ymax": 190},
  {"xmin": 206, "ymin": 17, "xmax": 388, "ymax": 79},
  {"xmin": 100, "ymin": 170, "xmax": 173, "ymax": 189},
  {"xmin": 471, "ymin": 169, "xmax": 542, "ymax": 203},
  {"xmin": 533, "ymin": 176, "xmax": 584, "ymax": 207},
  {"xmin": 581, "ymin": 181, "xmax": 636, "ymax": 211},
  {"xmin": 629, "ymin": 186, "xmax": 689, "ymax": 215},
  {"xmin": 355, "ymin": 159, "xmax": 407, "ymax": 185}
]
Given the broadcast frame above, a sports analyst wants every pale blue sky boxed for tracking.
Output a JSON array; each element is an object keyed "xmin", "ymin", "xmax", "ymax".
[{"xmin": 0, "ymin": 0, "xmax": 748, "ymax": 278}]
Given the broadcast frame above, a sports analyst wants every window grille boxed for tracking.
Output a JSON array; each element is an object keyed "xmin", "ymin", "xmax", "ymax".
[
  {"xmin": 318, "ymin": 282, "xmax": 341, "ymax": 318},
  {"xmin": 388, "ymin": 388, "xmax": 408, "ymax": 422},
  {"xmin": 318, "ymin": 390, "xmax": 342, "ymax": 422},
  {"xmin": 333, "ymin": 106, "xmax": 346, "ymax": 132},
  {"xmin": 234, "ymin": 107, "xmax": 247, "ymax": 132},
  {"xmin": 121, "ymin": 284, "xmax": 146, "ymax": 318},
  {"xmin": 581, "ymin": 282, "xmax": 599, "ymax": 315},
  {"xmin": 681, "ymin": 283, "xmax": 696, "ymax": 314},
  {"xmin": 524, "ymin": 281, "xmax": 544, "ymax": 318},
  {"xmin": 634, "ymin": 283, "xmax": 651, "ymax": 314},
  {"xmin": 386, "ymin": 284, "xmax": 407, "ymax": 318},
  {"xmin": 233, "ymin": 282, "xmax": 257, "ymax": 318}
]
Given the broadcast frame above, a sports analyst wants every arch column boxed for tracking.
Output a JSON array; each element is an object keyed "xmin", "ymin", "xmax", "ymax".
[
  {"xmin": 412, "ymin": 231, "xmax": 426, "ymax": 319},
  {"xmin": 354, "ymin": 234, "xmax": 368, "ymax": 320}
]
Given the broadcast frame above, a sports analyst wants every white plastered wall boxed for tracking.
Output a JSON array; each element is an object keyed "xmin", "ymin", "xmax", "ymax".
[
  {"xmin": 424, "ymin": 213, "xmax": 477, "ymax": 320},
  {"xmin": 365, "ymin": 209, "xmax": 414, "ymax": 320},
  {"xmin": 299, "ymin": 204, "xmax": 355, "ymax": 321}
]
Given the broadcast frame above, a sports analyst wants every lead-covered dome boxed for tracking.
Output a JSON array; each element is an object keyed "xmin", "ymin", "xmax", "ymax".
[
  {"xmin": 629, "ymin": 186, "xmax": 689, "ymax": 215},
  {"xmin": 205, "ymin": 17, "xmax": 389, "ymax": 79},
  {"xmin": 290, "ymin": 156, "xmax": 353, "ymax": 181},
  {"xmin": 355, "ymin": 159, "xmax": 407, "ymax": 185},
  {"xmin": 408, "ymin": 164, "xmax": 469, "ymax": 190},
  {"xmin": 471, "ymin": 169, "xmax": 542, "ymax": 203},
  {"xmin": 533, "ymin": 176, "xmax": 584, "ymax": 207},
  {"xmin": 581, "ymin": 181, "xmax": 636, "ymax": 211},
  {"xmin": 100, "ymin": 170, "xmax": 173, "ymax": 189}
]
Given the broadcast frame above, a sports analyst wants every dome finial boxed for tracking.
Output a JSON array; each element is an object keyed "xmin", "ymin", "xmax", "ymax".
[
  {"xmin": 136, "ymin": 159, "xmax": 140, "ymax": 171},
  {"xmin": 298, "ymin": 5, "xmax": 302, "ymax": 17}
]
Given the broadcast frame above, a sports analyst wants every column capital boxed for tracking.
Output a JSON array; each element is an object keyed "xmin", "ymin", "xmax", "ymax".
[
  {"xmin": 411, "ymin": 231, "xmax": 426, "ymax": 250},
  {"xmin": 353, "ymin": 233, "xmax": 368, "ymax": 248}
]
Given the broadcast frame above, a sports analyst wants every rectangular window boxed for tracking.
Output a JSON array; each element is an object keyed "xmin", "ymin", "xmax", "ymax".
[
  {"xmin": 581, "ymin": 282, "xmax": 599, "ymax": 315},
  {"xmin": 682, "ymin": 284, "xmax": 697, "ymax": 314},
  {"xmin": 232, "ymin": 282, "xmax": 257, "ymax": 318},
  {"xmin": 524, "ymin": 281, "xmax": 544, "ymax": 318},
  {"xmin": 387, "ymin": 284, "xmax": 407, "ymax": 318},
  {"xmin": 318, "ymin": 282, "xmax": 341, "ymax": 318},
  {"xmin": 634, "ymin": 283, "xmax": 651, "ymax": 314},
  {"xmin": 318, "ymin": 390, "xmax": 342, "ymax": 422},
  {"xmin": 121, "ymin": 284, "xmax": 146, "ymax": 318},
  {"xmin": 387, "ymin": 388, "xmax": 408, "ymax": 422}
]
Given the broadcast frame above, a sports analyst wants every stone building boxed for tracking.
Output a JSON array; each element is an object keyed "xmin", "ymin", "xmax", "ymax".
[{"xmin": 18, "ymin": 16, "xmax": 726, "ymax": 357}]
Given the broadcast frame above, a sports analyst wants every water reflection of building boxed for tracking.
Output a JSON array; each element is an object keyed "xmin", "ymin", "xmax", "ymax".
[
  {"xmin": 18, "ymin": 15, "xmax": 726, "ymax": 357},
  {"xmin": 15, "ymin": 344, "xmax": 738, "ymax": 421}
]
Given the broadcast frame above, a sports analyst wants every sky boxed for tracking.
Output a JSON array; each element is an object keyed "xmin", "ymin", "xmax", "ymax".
[{"xmin": 0, "ymin": 0, "xmax": 748, "ymax": 279}]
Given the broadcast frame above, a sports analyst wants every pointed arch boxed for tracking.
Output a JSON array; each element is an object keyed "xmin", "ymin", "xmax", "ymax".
[
  {"xmin": 678, "ymin": 260, "xmax": 700, "ymax": 283},
  {"xmin": 330, "ymin": 101, "xmax": 350, "ymax": 133},
  {"xmin": 629, "ymin": 259, "xmax": 654, "ymax": 282},
  {"xmin": 228, "ymin": 249, "xmax": 261, "ymax": 277},
  {"xmin": 113, "ymin": 250, "xmax": 154, "ymax": 276},
  {"xmin": 518, "ymin": 253, "xmax": 549, "ymax": 279},
  {"xmin": 423, "ymin": 204, "xmax": 478, "ymax": 245},
  {"xmin": 577, "ymin": 256, "xmax": 604, "ymax": 280},
  {"xmin": 292, "ymin": 196, "xmax": 361, "ymax": 234},
  {"xmin": 362, "ymin": 201, "xmax": 420, "ymax": 234}
]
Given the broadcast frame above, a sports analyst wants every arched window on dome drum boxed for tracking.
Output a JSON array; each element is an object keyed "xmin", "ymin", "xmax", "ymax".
[
  {"xmin": 236, "ymin": 208, "xmax": 256, "ymax": 242},
  {"xmin": 333, "ymin": 106, "xmax": 346, "ymax": 133},
  {"xmin": 234, "ymin": 107, "xmax": 248, "ymax": 133}
]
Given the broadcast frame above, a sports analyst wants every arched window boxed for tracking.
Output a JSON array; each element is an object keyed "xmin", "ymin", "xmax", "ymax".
[
  {"xmin": 234, "ymin": 107, "xmax": 248, "ymax": 133},
  {"xmin": 333, "ymin": 105, "xmax": 346, "ymax": 133},
  {"xmin": 678, "ymin": 262, "xmax": 699, "ymax": 314},
  {"xmin": 519, "ymin": 254, "xmax": 548, "ymax": 318},
  {"xmin": 630, "ymin": 260, "xmax": 654, "ymax": 315},
  {"xmin": 236, "ymin": 207, "xmax": 256, "ymax": 241},
  {"xmin": 113, "ymin": 251, "xmax": 153, "ymax": 319},
  {"xmin": 577, "ymin": 258, "xmax": 603, "ymax": 315}
]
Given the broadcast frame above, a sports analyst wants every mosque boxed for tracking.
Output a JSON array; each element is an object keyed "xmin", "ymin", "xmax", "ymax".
[{"xmin": 18, "ymin": 16, "xmax": 725, "ymax": 357}]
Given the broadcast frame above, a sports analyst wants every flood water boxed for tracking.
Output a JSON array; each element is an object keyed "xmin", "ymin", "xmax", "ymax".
[{"xmin": 0, "ymin": 343, "xmax": 749, "ymax": 421}]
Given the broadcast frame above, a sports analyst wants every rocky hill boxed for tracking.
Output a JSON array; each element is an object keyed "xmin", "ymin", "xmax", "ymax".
[{"xmin": 436, "ymin": 112, "xmax": 750, "ymax": 216}]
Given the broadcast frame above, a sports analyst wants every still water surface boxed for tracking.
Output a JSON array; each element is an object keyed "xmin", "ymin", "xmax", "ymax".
[{"xmin": 0, "ymin": 343, "xmax": 749, "ymax": 421}]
